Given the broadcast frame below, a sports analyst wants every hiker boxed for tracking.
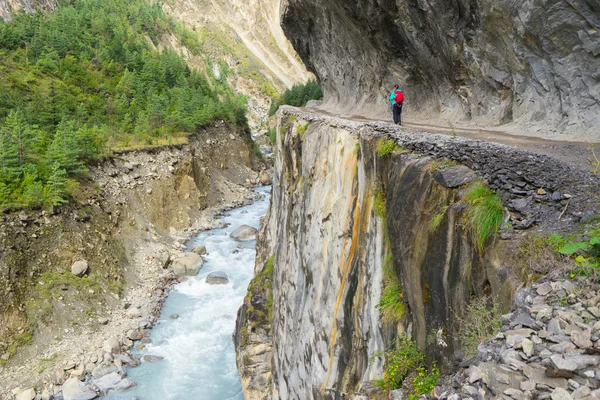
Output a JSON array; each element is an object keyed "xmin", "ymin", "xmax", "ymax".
[
  {"xmin": 388, "ymin": 85, "xmax": 398, "ymax": 121},
  {"xmin": 389, "ymin": 85, "xmax": 404, "ymax": 125}
]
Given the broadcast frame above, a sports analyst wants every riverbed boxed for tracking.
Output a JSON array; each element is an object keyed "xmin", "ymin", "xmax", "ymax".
[{"xmin": 105, "ymin": 186, "xmax": 271, "ymax": 400}]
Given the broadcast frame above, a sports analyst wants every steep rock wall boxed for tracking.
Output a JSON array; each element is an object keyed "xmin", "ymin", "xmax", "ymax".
[
  {"xmin": 0, "ymin": 0, "xmax": 54, "ymax": 20},
  {"xmin": 281, "ymin": 0, "xmax": 600, "ymax": 140},
  {"xmin": 232, "ymin": 108, "xmax": 598, "ymax": 398}
]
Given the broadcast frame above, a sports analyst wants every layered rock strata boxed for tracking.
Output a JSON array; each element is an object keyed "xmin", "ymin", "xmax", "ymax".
[{"xmin": 235, "ymin": 107, "xmax": 600, "ymax": 399}]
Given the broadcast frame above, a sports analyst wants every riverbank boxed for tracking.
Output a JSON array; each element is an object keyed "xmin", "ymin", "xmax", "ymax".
[{"xmin": 0, "ymin": 122, "xmax": 270, "ymax": 399}]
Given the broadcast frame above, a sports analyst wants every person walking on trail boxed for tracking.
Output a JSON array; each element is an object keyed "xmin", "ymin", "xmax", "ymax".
[
  {"xmin": 388, "ymin": 85, "xmax": 398, "ymax": 121},
  {"xmin": 389, "ymin": 85, "xmax": 404, "ymax": 125}
]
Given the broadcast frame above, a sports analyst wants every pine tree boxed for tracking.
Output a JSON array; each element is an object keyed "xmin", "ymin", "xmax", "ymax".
[
  {"xmin": 46, "ymin": 118, "xmax": 86, "ymax": 173},
  {"xmin": 0, "ymin": 182, "xmax": 11, "ymax": 206},
  {"xmin": 0, "ymin": 127, "xmax": 20, "ymax": 182},
  {"xmin": 4, "ymin": 110, "xmax": 33, "ymax": 165},
  {"xmin": 44, "ymin": 163, "xmax": 69, "ymax": 206}
]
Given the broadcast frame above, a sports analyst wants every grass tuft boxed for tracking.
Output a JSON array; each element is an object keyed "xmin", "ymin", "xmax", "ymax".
[
  {"xmin": 377, "ymin": 139, "xmax": 403, "ymax": 157},
  {"xmin": 464, "ymin": 182, "xmax": 505, "ymax": 252},
  {"xmin": 457, "ymin": 297, "xmax": 502, "ymax": 359},
  {"xmin": 430, "ymin": 206, "xmax": 449, "ymax": 232},
  {"xmin": 374, "ymin": 191, "xmax": 387, "ymax": 219}
]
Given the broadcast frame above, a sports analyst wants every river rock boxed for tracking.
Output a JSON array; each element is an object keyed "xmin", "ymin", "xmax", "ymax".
[
  {"xmin": 15, "ymin": 388, "xmax": 36, "ymax": 400},
  {"xmin": 171, "ymin": 253, "xmax": 203, "ymax": 276},
  {"xmin": 127, "ymin": 330, "xmax": 144, "ymax": 341},
  {"xmin": 91, "ymin": 364, "xmax": 117, "ymax": 379},
  {"xmin": 92, "ymin": 372, "xmax": 135, "ymax": 394},
  {"xmin": 192, "ymin": 245, "xmax": 207, "ymax": 256},
  {"xmin": 143, "ymin": 355, "xmax": 164, "ymax": 363},
  {"xmin": 206, "ymin": 271, "xmax": 230, "ymax": 285},
  {"xmin": 259, "ymin": 170, "xmax": 272, "ymax": 185},
  {"xmin": 230, "ymin": 225, "xmax": 258, "ymax": 242},
  {"xmin": 433, "ymin": 165, "xmax": 477, "ymax": 188},
  {"xmin": 102, "ymin": 337, "xmax": 120, "ymax": 354},
  {"xmin": 71, "ymin": 260, "xmax": 89, "ymax": 277},
  {"xmin": 126, "ymin": 307, "xmax": 142, "ymax": 319},
  {"xmin": 62, "ymin": 377, "xmax": 98, "ymax": 400},
  {"xmin": 157, "ymin": 253, "xmax": 171, "ymax": 269}
]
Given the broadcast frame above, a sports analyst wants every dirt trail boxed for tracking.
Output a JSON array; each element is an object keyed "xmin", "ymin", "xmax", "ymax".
[{"xmin": 308, "ymin": 108, "xmax": 598, "ymax": 173}]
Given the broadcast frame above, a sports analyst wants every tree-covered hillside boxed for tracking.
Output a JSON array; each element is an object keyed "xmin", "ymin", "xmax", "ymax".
[{"xmin": 0, "ymin": 0, "xmax": 248, "ymax": 209}]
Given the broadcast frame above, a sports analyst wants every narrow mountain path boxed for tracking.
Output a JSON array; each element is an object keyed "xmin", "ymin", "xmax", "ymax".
[{"xmin": 306, "ymin": 107, "xmax": 597, "ymax": 173}]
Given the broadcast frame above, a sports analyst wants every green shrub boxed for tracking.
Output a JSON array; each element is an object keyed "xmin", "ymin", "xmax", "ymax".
[
  {"xmin": 268, "ymin": 79, "xmax": 322, "ymax": 116},
  {"xmin": 379, "ymin": 282, "xmax": 405, "ymax": 323},
  {"xmin": 559, "ymin": 222, "xmax": 600, "ymax": 280},
  {"xmin": 457, "ymin": 297, "xmax": 502, "ymax": 359},
  {"xmin": 374, "ymin": 191, "xmax": 386, "ymax": 219},
  {"xmin": 377, "ymin": 139, "xmax": 402, "ymax": 157},
  {"xmin": 463, "ymin": 182, "xmax": 505, "ymax": 252},
  {"xmin": 297, "ymin": 121, "xmax": 311, "ymax": 136},
  {"xmin": 380, "ymin": 335, "xmax": 424, "ymax": 391},
  {"xmin": 267, "ymin": 128, "xmax": 277, "ymax": 144},
  {"xmin": 412, "ymin": 364, "xmax": 440, "ymax": 396}
]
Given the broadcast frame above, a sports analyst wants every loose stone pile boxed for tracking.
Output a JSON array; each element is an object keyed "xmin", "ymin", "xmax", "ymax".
[{"xmin": 437, "ymin": 279, "xmax": 600, "ymax": 400}]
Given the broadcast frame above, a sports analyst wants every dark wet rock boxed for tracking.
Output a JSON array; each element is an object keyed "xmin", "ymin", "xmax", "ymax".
[
  {"xmin": 433, "ymin": 165, "xmax": 477, "ymax": 188},
  {"xmin": 143, "ymin": 355, "xmax": 164, "ymax": 363}
]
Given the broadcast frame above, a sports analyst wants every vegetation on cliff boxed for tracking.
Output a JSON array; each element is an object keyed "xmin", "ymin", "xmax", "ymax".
[
  {"xmin": 464, "ymin": 182, "xmax": 505, "ymax": 251},
  {"xmin": 0, "ymin": 0, "xmax": 247, "ymax": 209},
  {"xmin": 268, "ymin": 79, "xmax": 322, "ymax": 116}
]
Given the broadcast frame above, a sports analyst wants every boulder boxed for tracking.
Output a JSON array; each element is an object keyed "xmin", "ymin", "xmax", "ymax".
[
  {"xmin": 92, "ymin": 372, "xmax": 135, "ymax": 394},
  {"xmin": 157, "ymin": 253, "xmax": 171, "ymax": 269},
  {"xmin": 143, "ymin": 355, "xmax": 164, "ymax": 362},
  {"xmin": 171, "ymin": 253, "xmax": 203, "ymax": 276},
  {"xmin": 433, "ymin": 165, "xmax": 477, "ymax": 188},
  {"xmin": 259, "ymin": 170, "xmax": 272, "ymax": 186},
  {"xmin": 15, "ymin": 388, "xmax": 36, "ymax": 400},
  {"xmin": 102, "ymin": 337, "xmax": 120, "ymax": 354},
  {"xmin": 206, "ymin": 271, "xmax": 230, "ymax": 285},
  {"xmin": 305, "ymin": 100, "xmax": 323, "ymax": 108},
  {"xmin": 191, "ymin": 245, "xmax": 207, "ymax": 256},
  {"xmin": 91, "ymin": 364, "xmax": 117, "ymax": 379},
  {"xmin": 71, "ymin": 260, "xmax": 89, "ymax": 277},
  {"xmin": 62, "ymin": 377, "xmax": 98, "ymax": 400},
  {"xmin": 126, "ymin": 307, "xmax": 142, "ymax": 319},
  {"xmin": 127, "ymin": 330, "xmax": 144, "ymax": 341},
  {"xmin": 230, "ymin": 225, "xmax": 258, "ymax": 242}
]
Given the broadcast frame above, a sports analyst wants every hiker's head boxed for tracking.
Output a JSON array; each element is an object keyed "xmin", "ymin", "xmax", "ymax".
[{"xmin": 394, "ymin": 84, "xmax": 399, "ymax": 90}]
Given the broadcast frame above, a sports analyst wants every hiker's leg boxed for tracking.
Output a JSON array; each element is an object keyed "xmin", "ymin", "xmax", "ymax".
[{"xmin": 399, "ymin": 103, "xmax": 403, "ymax": 125}]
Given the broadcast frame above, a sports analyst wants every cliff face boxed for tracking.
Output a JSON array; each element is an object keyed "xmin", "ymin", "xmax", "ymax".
[
  {"xmin": 232, "ymin": 107, "xmax": 600, "ymax": 398},
  {"xmin": 281, "ymin": 0, "xmax": 600, "ymax": 140},
  {"xmin": 0, "ymin": 0, "xmax": 54, "ymax": 20}
]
